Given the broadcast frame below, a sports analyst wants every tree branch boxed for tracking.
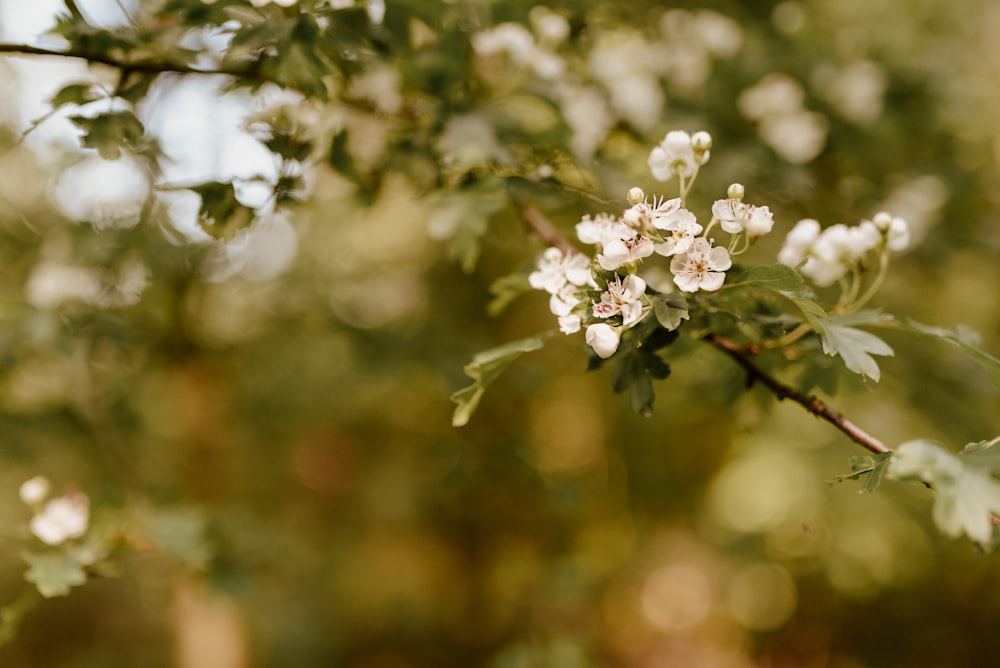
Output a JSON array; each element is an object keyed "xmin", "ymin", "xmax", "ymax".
[
  {"xmin": 708, "ymin": 334, "xmax": 891, "ymax": 454},
  {"xmin": 0, "ymin": 42, "xmax": 270, "ymax": 86},
  {"xmin": 519, "ymin": 204, "xmax": 578, "ymax": 256}
]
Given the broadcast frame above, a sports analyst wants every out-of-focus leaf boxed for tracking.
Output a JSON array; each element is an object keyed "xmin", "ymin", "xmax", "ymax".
[
  {"xmin": 734, "ymin": 264, "xmax": 805, "ymax": 293},
  {"xmin": 146, "ymin": 507, "xmax": 211, "ymax": 570},
  {"xmin": 51, "ymin": 83, "xmax": 100, "ymax": 109},
  {"xmin": 958, "ymin": 435, "xmax": 1000, "ymax": 469},
  {"xmin": 451, "ymin": 336, "xmax": 545, "ymax": 427},
  {"xmin": 829, "ymin": 452, "xmax": 892, "ymax": 492},
  {"xmin": 69, "ymin": 111, "xmax": 155, "ymax": 160},
  {"xmin": 188, "ymin": 181, "xmax": 254, "ymax": 239},
  {"xmin": 488, "ymin": 272, "xmax": 533, "ymax": 316},
  {"xmin": 22, "ymin": 551, "xmax": 87, "ymax": 598},
  {"xmin": 896, "ymin": 319, "xmax": 1000, "ymax": 388}
]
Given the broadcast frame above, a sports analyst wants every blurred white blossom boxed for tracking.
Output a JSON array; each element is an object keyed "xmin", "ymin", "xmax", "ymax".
[{"xmin": 29, "ymin": 490, "xmax": 90, "ymax": 546}]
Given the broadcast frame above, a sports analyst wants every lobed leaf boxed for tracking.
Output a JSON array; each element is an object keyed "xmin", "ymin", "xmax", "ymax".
[
  {"xmin": 451, "ymin": 336, "xmax": 545, "ymax": 426},
  {"xmin": 22, "ymin": 551, "xmax": 88, "ymax": 598},
  {"xmin": 734, "ymin": 264, "xmax": 805, "ymax": 293}
]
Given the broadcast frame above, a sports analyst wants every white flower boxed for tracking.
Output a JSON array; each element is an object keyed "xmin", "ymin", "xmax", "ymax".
[
  {"xmin": 887, "ymin": 217, "xmax": 910, "ymax": 252},
  {"xmin": 710, "ymin": 199, "xmax": 774, "ymax": 239},
  {"xmin": 621, "ymin": 196, "xmax": 683, "ymax": 234},
  {"xmin": 777, "ymin": 218, "xmax": 821, "ymax": 267},
  {"xmin": 529, "ymin": 247, "xmax": 593, "ymax": 294},
  {"xmin": 586, "ymin": 323, "xmax": 621, "ymax": 359},
  {"xmin": 799, "ymin": 224, "xmax": 853, "ymax": 286},
  {"xmin": 593, "ymin": 275, "xmax": 647, "ymax": 327},
  {"xmin": 549, "ymin": 284, "xmax": 580, "ymax": 317},
  {"xmin": 712, "ymin": 198, "xmax": 751, "ymax": 234},
  {"xmin": 744, "ymin": 205, "xmax": 775, "ymax": 239},
  {"xmin": 558, "ymin": 314, "xmax": 582, "ymax": 334},
  {"xmin": 576, "ymin": 212, "xmax": 621, "ymax": 246},
  {"xmin": 29, "ymin": 491, "xmax": 89, "ymax": 546},
  {"xmin": 19, "ymin": 476, "xmax": 50, "ymax": 506},
  {"xmin": 596, "ymin": 224, "xmax": 655, "ymax": 271},
  {"xmin": 648, "ymin": 130, "xmax": 709, "ymax": 182},
  {"xmin": 670, "ymin": 238, "xmax": 732, "ymax": 292},
  {"xmin": 653, "ymin": 209, "xmax": 702, "ymax": 257}
]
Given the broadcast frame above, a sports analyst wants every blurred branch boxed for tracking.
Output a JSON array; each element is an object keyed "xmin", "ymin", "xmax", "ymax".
[
  {"xmin": 518, "ymin": 204, "xmax": 578, "ymax": 256},
  {"xmin": 708, "ymin": 335, "xmax": 891, "ymax": 455},
  {"xmin": 0, "ymin": 42, "xmax": 279, "ymax": 89}
]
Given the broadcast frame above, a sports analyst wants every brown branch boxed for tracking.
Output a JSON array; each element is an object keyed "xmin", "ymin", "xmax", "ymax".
[
  {"xmin": 0, "ymin": 42, "xmax": 232, "ymax": 76},
  {"xmin": 709, "ymin": 334, "xmax": 891, "ymax": 455},
  {"xmin": 520, "ymin": 204, "xmax": 577, "ymax": 256}
]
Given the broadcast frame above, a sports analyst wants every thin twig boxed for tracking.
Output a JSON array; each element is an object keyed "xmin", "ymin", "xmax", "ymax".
[
  {"xmin": 520, "ymin": 204, "xmax": 577, "ymax": 256},
  {"xmin": 709, "ymin": 334, "xmax": 890, "ymax": 454},
  {"xmin": 0, "ymin": 42, "xmax": 266, "ymax": 84}
]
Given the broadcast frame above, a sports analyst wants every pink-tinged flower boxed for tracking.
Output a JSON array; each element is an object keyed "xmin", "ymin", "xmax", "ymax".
[
  {"xmin": 621, "ymin": 197, "xmax": 682, "ymax": 233},
  {"xmin": 592, "ymin": 274, "xmax": 647, "ymax": 327},
  {"xmin": 29, "ymin": 491, "xmax": 89, "ymax": 546},
  {"xmin": 670, "ymin": 238, "xmax": 732, "ymax": 292},
  {"xmin": 596, "ymin": 224, "xmax": 654, "ymax": 270},
  {"xmin": 585, "ymin": 323, "xmax": 620, "ymax": 358}
]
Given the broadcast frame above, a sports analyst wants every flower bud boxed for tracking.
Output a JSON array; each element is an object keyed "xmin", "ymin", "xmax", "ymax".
[
  {"xmin": 19, "ymin": 476, "xmax": 50, "ymax": 506},
  {"xmin": 585, "ymin": 323, "xmax": 620, "ymax": 359},
  {"xmin": 726, "ymin": 183, "xmax": 745, "ymax": 201},
  {"xmin": 691, "ymin": 131, "xmax": 712, "ymax": 153},
  {"xmin": 627, "ymin": 187, "xmax": 645, "ymax": 205},
  {"xmin": 872, "ymin": 211, "xmax": 893, "ymax": 231}
]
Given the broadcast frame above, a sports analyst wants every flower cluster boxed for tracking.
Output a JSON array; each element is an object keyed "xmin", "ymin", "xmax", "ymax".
[
  {"xmin": 20, "ymin": 476, "xmax": 90, "ymax": 546},
  {"xmin": 530, "ymin": 131, "xmax": 777, "ymax": 359},
  {"xmin": 778, "ymin": 212, "xmax": 910, "ymax": 292}
]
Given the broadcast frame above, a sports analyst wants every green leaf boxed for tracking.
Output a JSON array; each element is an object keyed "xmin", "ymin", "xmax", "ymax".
[
  {"xmin": 428, "ymin": 188, "xmax": 506, "ymax": 273},
  {"xmin": 69, "ymin": 111, "xmax": 154, "ymax": 160},
  {"xmin": 897, "ymin": 319, "xmax": 1000, "ymax": 388},
  {"xmin": 188, "ymin": 181, "xmax": 254, "ymax": 239},
  {"xmin": 819, "ymin": 322, "xmax": 893, "ymax": 381},
  {"xmin": 734, "ymin": 264, "xmax": 805, "ymax": 293},
  {"xmin": 51, "ymin": 83, "xmax": 100, "ymax": 108},
  {"xmin": 22, "ymin": 551, "xmax": 87, "ymax": 598},
  {"xmin": 146, "ymin": 508, "xmax": 211, "ymax": 570},
  {"xmin": 829, "ymin": 452, "xmax": 893, "ymax": 492},
  {"xmin": 451, "ymin": 336, "xmax": 545, "ymax": 426},
  {"xmin": 488, "ymin": 272, "xmax": 533, "ymax": 316},
  {"xmin": 958, "ymin": 435, "xmax": 1000, "ymax": 469},
  {"xmin": 787, "ymin": 296, "xmax": 828, "ymax": 333},
  {"xmin": 651, "ymin": 293, "xmax": 689, "ymax": 331}
]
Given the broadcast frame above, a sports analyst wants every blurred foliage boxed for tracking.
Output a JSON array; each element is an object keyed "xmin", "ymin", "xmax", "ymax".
[{"xmin": 0, "ymin": 0, "xmax": 999, "ymax": 666}]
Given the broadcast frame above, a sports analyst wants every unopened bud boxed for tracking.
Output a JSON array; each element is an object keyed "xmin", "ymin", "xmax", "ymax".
[
  {"xmin": 872, "ymin": 211, "xmax": 893, "ymax": 231},
  {"xmin": 691, "ymin": 131, "xmax": 713, "ymax": 153},
  {"xmin": 727, "ymin": 182, "xmax": 745, "ymax": 201},
  {"xmin": 627, "ymin": 187, "xmax": 645, "ymax": 205}
]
